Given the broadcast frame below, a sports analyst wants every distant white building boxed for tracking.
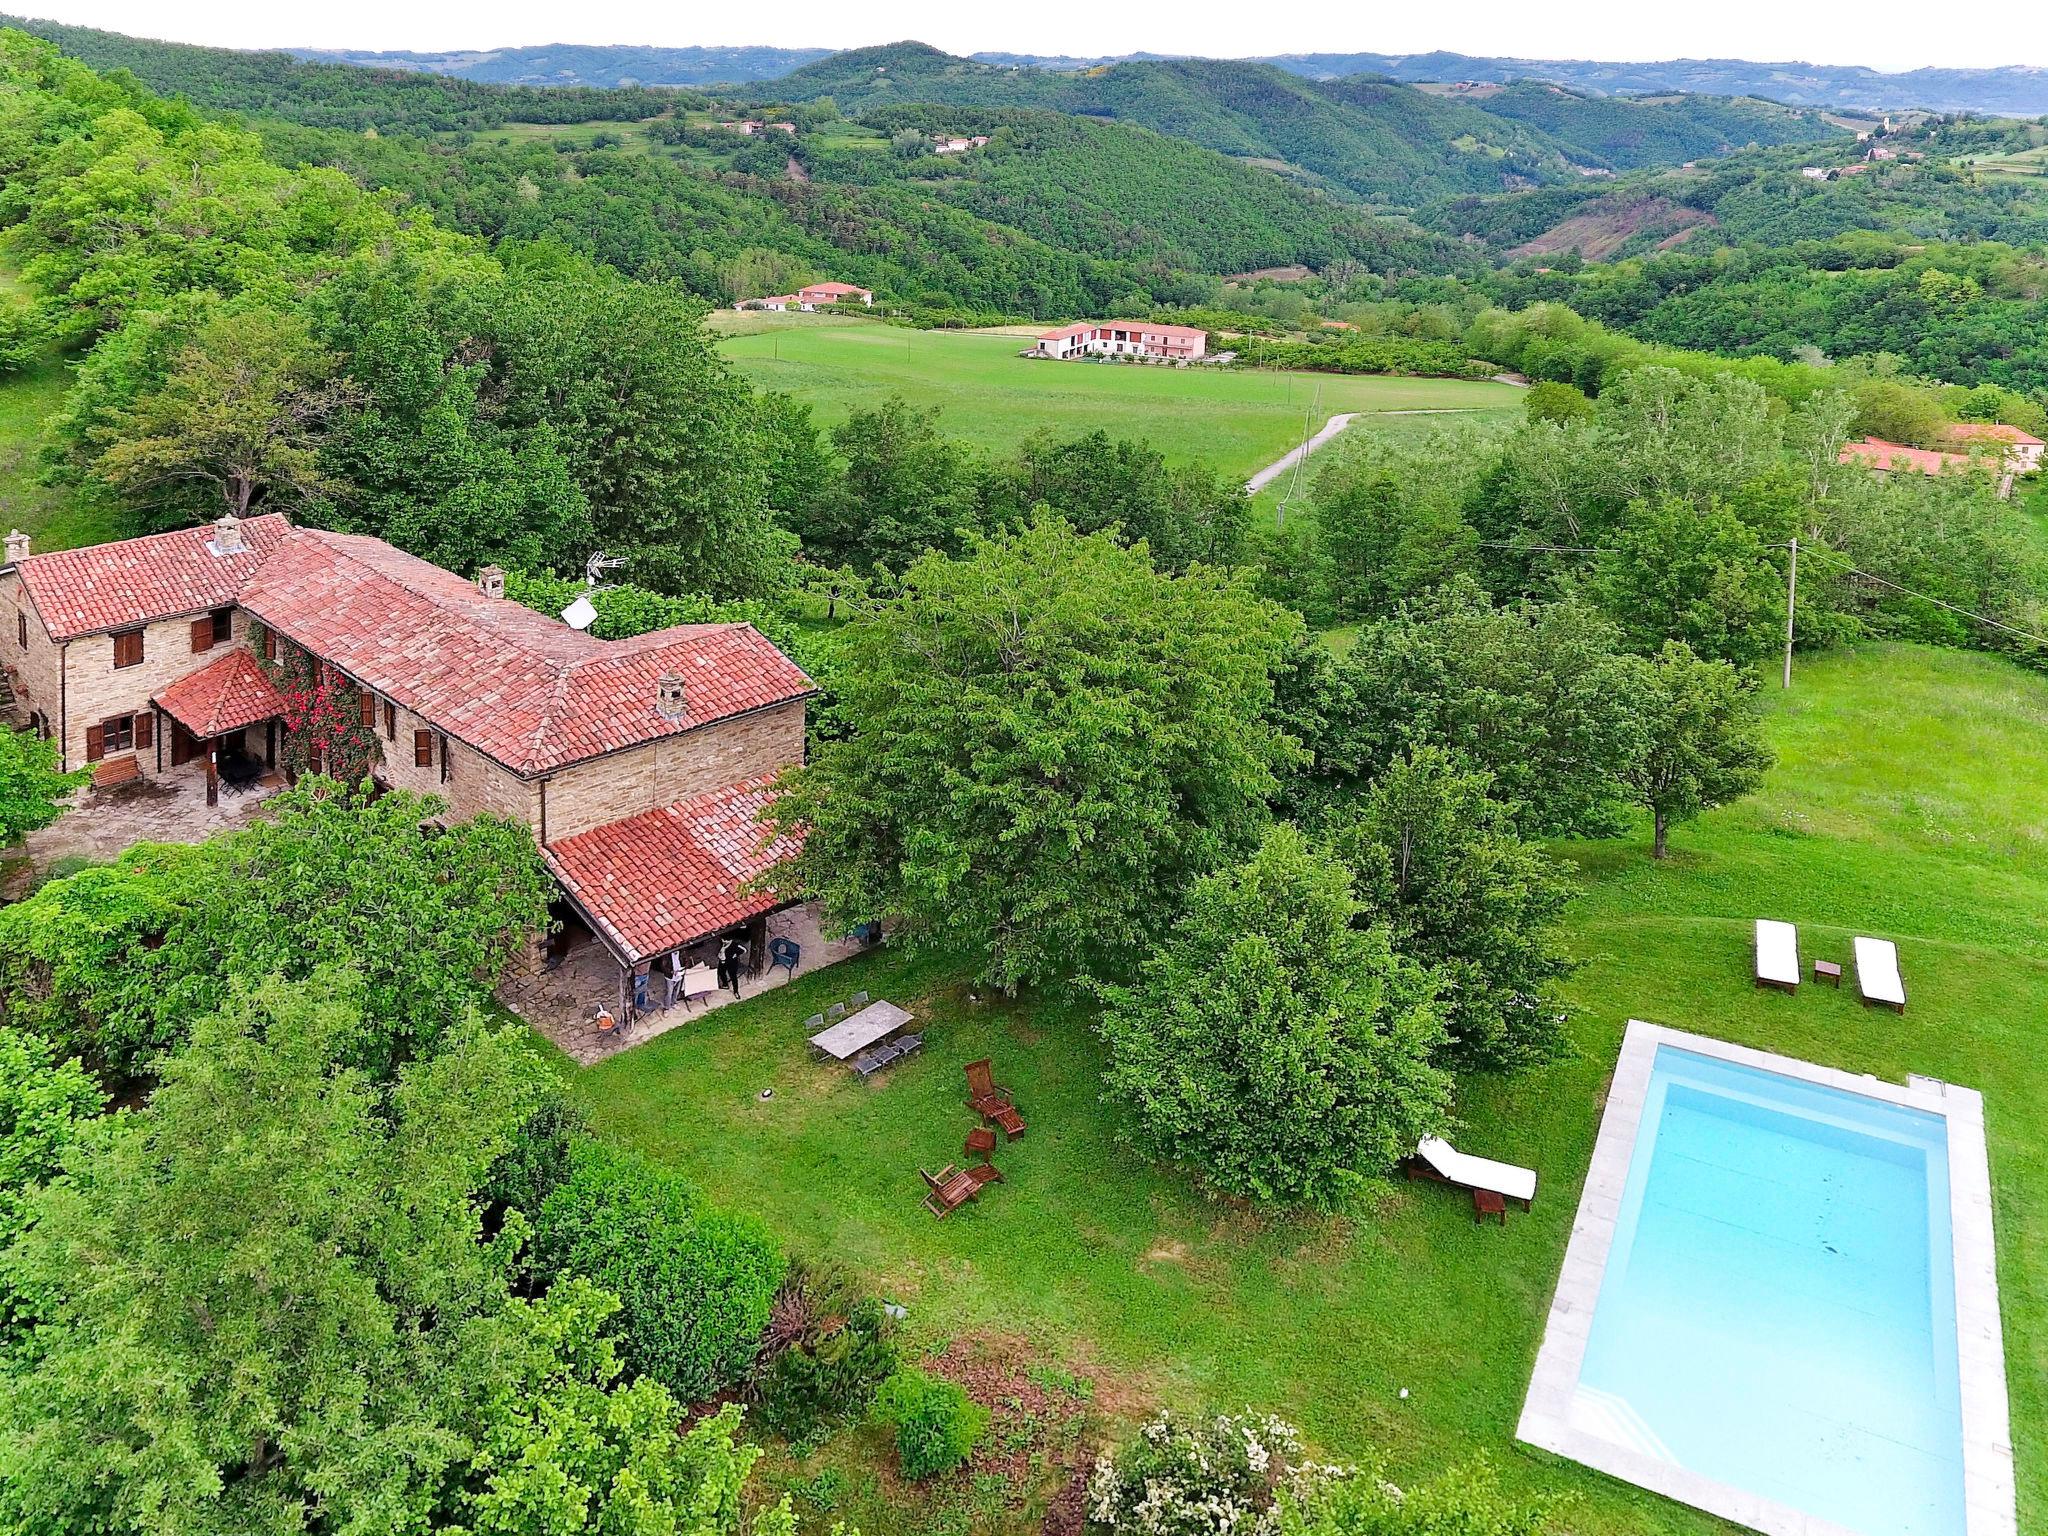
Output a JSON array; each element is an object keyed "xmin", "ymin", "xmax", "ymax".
[
  {"xmin": 933, "ymin": 134, "xmax": 991, "ymax": 154},
  {"xmin": 717, "ymin": 119, "xmax": 797, "ymax": 136},
  {"xmin": 733, "ymin": 281, "xmax": 874, "ymax": 313},
  {"xmin": 1035, "ymin": 320, "xmax": 1208, "ymax": 362}
]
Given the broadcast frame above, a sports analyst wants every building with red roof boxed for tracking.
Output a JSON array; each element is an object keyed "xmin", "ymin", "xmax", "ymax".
[
  {"xmin": 1, "ymin": 515, "xmax": 821, "ymax": 1013},
  {"xmin": 1946, "ymin": 423, "xmax": 2045, "ymax": 475},
  {"xmin": 1034, "ymin": 320, "xmax": 1208, "ymax": 363}
]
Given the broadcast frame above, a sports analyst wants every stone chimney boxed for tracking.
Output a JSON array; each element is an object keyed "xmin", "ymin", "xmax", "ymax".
[
  {"xmin": 655, "ymin": 673, "xmax": 688, "ymax": 721},
  {"xmin": 211, "ymin": 512, "xmax": 245, "ymax": 556},
  {"xmin": 3, "ymin": 529, "xmax": 27, "ymax": 566},
  {"xmin": 476, "ymin": 565, "xmax": 506, "ymax": 600}
]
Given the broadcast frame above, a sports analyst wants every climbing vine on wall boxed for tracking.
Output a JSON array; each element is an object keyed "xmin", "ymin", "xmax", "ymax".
[{"xmin": 251, "ymin": 624, "xmax": 382, "ymax": 784}]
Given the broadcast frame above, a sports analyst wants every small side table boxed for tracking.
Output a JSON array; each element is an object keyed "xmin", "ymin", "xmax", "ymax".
[
  {"xmin": 964, "ymin": 1125, "xmax": 998, "ymax": 1163},
  {"xmin": 1814, "ymin": 959, "xmax": 1843, "ymax": 987}
]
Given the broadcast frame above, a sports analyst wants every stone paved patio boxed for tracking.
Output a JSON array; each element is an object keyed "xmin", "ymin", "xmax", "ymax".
[
  {"xmin": 1, "ymin": 758, "xmax": 283, "ymax": 896},
  {"xmin": 502, "ymin": 900, "xmax": 866, "ymax": 1066}
]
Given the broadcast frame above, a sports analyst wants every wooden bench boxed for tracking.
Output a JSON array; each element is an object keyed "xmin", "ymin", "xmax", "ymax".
[{"xmin": 91, "ymin": 755, "xmax": 141, "ymax": 790}]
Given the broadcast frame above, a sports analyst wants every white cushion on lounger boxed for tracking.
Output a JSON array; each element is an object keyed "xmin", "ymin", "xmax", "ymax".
[
  {"xmin": 1854, "ymin": 936, "xmax": 1905, "ymax": 1006},
  {"xmin": 1755, "ymin": 918, "xmax": 1800, "ymax": 986},
  {"xmin": 1416, "ymin": 1136, "xmax": 1537, "ymax": 1204}
]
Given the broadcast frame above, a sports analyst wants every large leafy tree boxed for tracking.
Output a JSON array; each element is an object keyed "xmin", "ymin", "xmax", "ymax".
[
  {"xmin": 88, "ymin": 305, "xmax": 358, "ymax": 525},
  {"xmin": 796, "ymin": 396, "xmax": 980, "ymax": 572},
  {"xmin": 1327, "ymin": 747, "xmax": 1578, "ymax": 1069},
  {"xmin": 1097, "ymin": 824, "xmax": 1450, "ymax": 1207},
  {"xmin": 0, "ymin": 726, "xmax": 86, "ymax": 847},
  {"xmin": 770, "ymin": 519, "xmax": 1300, "ymax": 990},
  {"xmin": 1592, "ymin": 495, "xmax": 1785, "ymax": 665},
  {"xmin": 1616, "ymin": 641, "xmax": 1775, "ymax": 857},
  {"xmin": 0, "ymin": 970, "xmax": 548, "ymax": 1536},
  {"xmin": 982, "ymin": 428, "xmax": 1249, "ymax": 572},
  {"xmin": 0, "ymin": 1030, "xmax": 103, "ymax": 1352},
  {"xmin": 1318, "ymin": 579, "xmax": 1645, "ymax": 838},
  {"xmin": 0, "ymin": 783, "xmax": 551, "ymax": 1080}
]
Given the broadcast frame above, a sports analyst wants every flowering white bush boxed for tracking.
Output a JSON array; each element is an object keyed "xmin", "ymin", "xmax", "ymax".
[{"xmin": 1084, "ymin": 1410, "xmax": 1347, "ymax": 1534}]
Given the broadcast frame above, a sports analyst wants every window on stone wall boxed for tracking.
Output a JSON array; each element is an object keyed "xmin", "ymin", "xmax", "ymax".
[
  {"xmin": 16, "ymin": 611, "xmax": 24, "ymax": 649},
  {"xmin": 112, "ymin": 629, "xmax": 143, "ymax": 669}
]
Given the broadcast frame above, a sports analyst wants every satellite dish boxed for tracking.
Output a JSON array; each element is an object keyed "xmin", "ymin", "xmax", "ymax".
[{"xmin": 561, "ymin": 595, "xmax": 598, "ymax": 632}]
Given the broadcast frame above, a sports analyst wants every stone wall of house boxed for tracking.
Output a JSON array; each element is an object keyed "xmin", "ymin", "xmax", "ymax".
[
  {"xmin": 53, "ymin": 609, "xmax": 245, "ymax": 773},
  {"xmin": 540, "ymin": 698, "xmax": 806, "ymax": 842},
  {"xmin": 348, "ymin": 683, "xmax": 541, "ymax": 829},
  {"xmin": 0, "ymin": 573, "xmax": 65, "ymax": 737}
]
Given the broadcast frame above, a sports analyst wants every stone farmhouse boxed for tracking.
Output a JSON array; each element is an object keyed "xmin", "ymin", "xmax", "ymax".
[
  {"xmin": 733, "ymin": 281, "xmax": 874, "ymax": 313},
  {"xmin": 0, "ymin": 513, "xmax": 829, "ymax": 1029},
  {"xmin": 1033, "ymin": 320, "xmax": 1208, "ymax": 363}
]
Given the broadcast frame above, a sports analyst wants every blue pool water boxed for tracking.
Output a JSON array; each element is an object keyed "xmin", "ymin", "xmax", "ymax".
[{"xmin": 1575, "ymin": 1046, "xmax": 1964, "ymax": 1536}]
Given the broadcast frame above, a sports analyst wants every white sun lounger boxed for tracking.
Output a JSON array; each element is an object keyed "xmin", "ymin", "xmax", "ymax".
[
  {"xmin": 1754, "ymin": 918, "xmax": 1800, "ymax": 992},
  {"xmin": 1409, "ymin": 1135, "xmax": 1538, "ymax": 1208},
  {"xmin": 1854, "ymin": 935, "xmax": 1906, "ymax": 1012}
]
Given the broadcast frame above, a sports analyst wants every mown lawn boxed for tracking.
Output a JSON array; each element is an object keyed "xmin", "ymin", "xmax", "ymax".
[
  {"xmin": 0, "ymin": 272, "xmax": 122, "ymax": 555},
  {"xmin": 569, "ymin": 641, "xmax": 2043, "ymax": 1535},
  {"xmin": 715, "ymin": 318, "xmax": 1523, "ymax": 480}
]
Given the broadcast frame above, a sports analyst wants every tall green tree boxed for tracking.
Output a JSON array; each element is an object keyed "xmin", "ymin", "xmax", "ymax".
[
  {"xmin": 1096, "ymin": 823, "xmax": 1449, "ymax": 1207},
  {"xmin": 983, "ymin": 429, "xmax": 1249, "ymax": 572},
  {"xmin": 88, "ymin": 305, "xmax": 357, "ymax": 525},
  {"xmin": 797, "ymin": 396, "xmax": 980, "ymax": 572},
  {"xmin": 0, "ymin": 970, "xmax": 548, "ymax": 1536},
  {"xmin": 1327, "ymin": 748, "xmax": 1578, "ymax": 1069},
  {"xmin": 0, "ymin": 1030, "xmax": 103, "ymax": 1353},
  {"xmin": 1592, "ymin": 496, "xmax": 1785, "ymax": 665},
  {"xmin": 0, "ymin": 727, "xmax": 86, "ymax": 847},
  {"xmin": 1322, "ymin": 580, "xmax": 1645, "ymax": 839},
  {"xmin": 1616, "ymin": 641, "xmax": 1775, "ymax": 857},
  {"xmin": 770, "ymin": 519, "xmax": 1300, "ymax": 990}
]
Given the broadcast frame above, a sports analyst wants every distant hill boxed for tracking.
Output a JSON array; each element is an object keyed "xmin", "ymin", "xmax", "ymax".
[
  {"xmin": 288, "ymin": 42, "xmax": 833, "ymax": 88},
  {"xmin": 769, "ymin": 44, "xmax": 1582, "ymax": 202},
  {"xmin": 1252, "ymin": 52, "xmax": 2048, "ymax": 115},
  {"xmin": 765, "ymin": 43, "xmax": 1838, "ymax": 203},
  {"xmin": 1444, "ymin": 80, "xmax": 1842, "ymax": 170}
]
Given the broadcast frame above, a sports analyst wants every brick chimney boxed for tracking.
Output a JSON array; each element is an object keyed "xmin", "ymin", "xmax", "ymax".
[
  {"xmin": 211, "ymin": 512, "xmax": 245, "ymax": 556},
  {"xmin": 3, "ymin": 529, "xmax": 27, "ymax": 566},
  {"xmin": 476, "ymin": 565, "xmax": 505, "ymax": 599},
  {"xmin": 655, "ymin": 673, "xmax": 687, "ymax": 721}
]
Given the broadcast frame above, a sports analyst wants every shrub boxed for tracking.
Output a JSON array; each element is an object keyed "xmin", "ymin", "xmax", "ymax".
[
  {"xmin": 534, "ymin": 1142, "xmax": 784, "ymax": 1402},
  {"xmin": 873, "ymin": 1367, "xmax": 989, "ymax": 1480},
  {"xmin": 1276, "ymin": 1457, "xmax": 1564, "ymax": 1536},
  {"xmin": 1085, "ymin": 1410, "xmax": 1333, "ymax": 1534},
  {"xmin": 752, "ymin": 1260, "xmax": 900, "ymax": 1442}
]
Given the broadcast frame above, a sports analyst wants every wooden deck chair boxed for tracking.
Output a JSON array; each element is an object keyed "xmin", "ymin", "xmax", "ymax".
[{"xmin": 963, "ymin": 1058, "xmax": 1026, "ymax": 1139}]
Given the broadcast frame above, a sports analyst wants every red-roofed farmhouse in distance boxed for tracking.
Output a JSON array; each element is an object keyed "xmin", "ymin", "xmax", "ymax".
[
  {"xmin": 1, "ymin": 515, "xmax": 829, "ymax": 1027},
  {"xmin": 1034, "ymin": 320, "xmax": 1208, "ymax": 363}
]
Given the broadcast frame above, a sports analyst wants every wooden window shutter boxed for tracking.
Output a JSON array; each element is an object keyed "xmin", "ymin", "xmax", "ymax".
[
  {"xmin": 413, "ymin": 729, "xmax": 433, "ymax": 767},
  {"xmin": 113, "ymin": 630, "xmax": 142, "ymax": 668},
  {"xmin": 383, "ymin": 702, "xmax": 396, "ymax": 740},
  {"xmin": 190, "ymin": 617, "xmax": 213, "ymax": 654},
  {"xmin": 261, "ymin": 628, "xmax": 277, "ymax": 661},
  {"xmin": 439, "ymin": 733, "xmax": 451, "ymax": 783},
  {"xmin": 134, "ymin": 713, "xmax": 153, "ymax": 751},
  {"xmin": 359, "ymin": 691, "xmax": 376, "ymax": 728},
  {"xmin": 85, "ymin": 723, "xmax": 104, "ymax": 762}
]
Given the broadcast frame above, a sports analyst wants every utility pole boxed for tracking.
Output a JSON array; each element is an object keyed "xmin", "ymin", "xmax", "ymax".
[{"xmin": 1782, "ymin": 536, "xmax": 1799, "ymax": 689}]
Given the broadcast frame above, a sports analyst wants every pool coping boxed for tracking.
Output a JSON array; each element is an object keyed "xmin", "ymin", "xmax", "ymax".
[{"xmin": 1516, "ymin": 1019, "xmax": 2017, "ymax": 1536}]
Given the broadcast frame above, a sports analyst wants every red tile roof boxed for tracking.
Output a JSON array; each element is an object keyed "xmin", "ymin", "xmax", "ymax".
[
  {"xmin": 544, "ymin": 774, "xmax": 801, "ymax": 961},
  {"xmin": 1838, "ymin": 437, "xmax": 1974, "ymax": 476},
  {"xmin": 1036, "ymin": 320, "xmax": 1208, "ymax": 342},
  {"xmin": 153, "ymin": 648, "xmax": 288, "ymax": 738},
  {"xmin": 14, "ymin": 514, "xmax": 291, "ymax": 640},
  {"xmin": 1948, "ymin": 423, "xmax": 2044, "ymax": 447},
  {"xmin": 798, "ymin": 281, "xmax": 870, "ymax": 298},
  {"xmin": 238, "ymin": 529, "xmax": 814, "ymax": 776},
  {"xmin": 15, "ymin": 517, "xmax": 812, "ymax": 777}
]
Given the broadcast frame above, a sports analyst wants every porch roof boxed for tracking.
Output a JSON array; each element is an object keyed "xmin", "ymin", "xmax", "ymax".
[
  {"xmin": 154, "ymin": 648, "xmax": 287, "ymax": 739},
  {"xmin": 543, "ymin": 774, "xmax": 800, "ymax": 964}
]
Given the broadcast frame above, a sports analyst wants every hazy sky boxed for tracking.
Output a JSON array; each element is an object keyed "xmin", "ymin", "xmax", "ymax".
[{"xmin": 21, "ymin": 0, "xmax": 2047, "ymax": 71}]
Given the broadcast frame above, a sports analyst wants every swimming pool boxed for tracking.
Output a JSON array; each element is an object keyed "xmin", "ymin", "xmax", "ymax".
[{"xmin": 1519, "ymin": 1022, "xmax": 2015, "ymax": 1536}]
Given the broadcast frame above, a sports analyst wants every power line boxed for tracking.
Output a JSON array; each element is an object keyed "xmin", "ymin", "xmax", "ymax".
[{"xmin": 1793, "ymin": 541, "xmax": 2048, "ymax": 651}]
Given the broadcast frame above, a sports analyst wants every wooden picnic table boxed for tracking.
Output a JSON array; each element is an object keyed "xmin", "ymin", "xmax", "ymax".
[{"xmin": 808, "ymin": 999, "xmax": 913, "ymax": 1061}]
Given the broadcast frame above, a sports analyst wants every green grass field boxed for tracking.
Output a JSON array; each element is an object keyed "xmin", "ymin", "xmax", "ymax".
[
  {"xmin": 716, "ymin": 318, "xmax": 1524, "ymax": 480},
  {"xmin": 0, "ymin": 347, "xmax": 120, "ymax": 555},
  {"xmin": 571, "ymin": 642, "xmax": 2043, "ymax": 1535}
]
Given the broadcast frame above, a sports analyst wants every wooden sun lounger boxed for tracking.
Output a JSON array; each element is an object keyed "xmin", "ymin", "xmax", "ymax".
[
  {"xmin": 921, "ymin": 1163, "xmax": 980, "ymax": 1219},
  {"xmin": 1401, "ymin": 1135, "xmax": 1537, "ymax": 1219},
  {"xmin": 1854, "ymin": 935, "xmax": 1906, "ymax": 1013},
  {"xmin": 963, "ymin": 1057, "xmax": 1025, "ymax": 1139},
  {"xmin": 1754, "ymin": 918, "xmax": 1800, "ymax": 992}
]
